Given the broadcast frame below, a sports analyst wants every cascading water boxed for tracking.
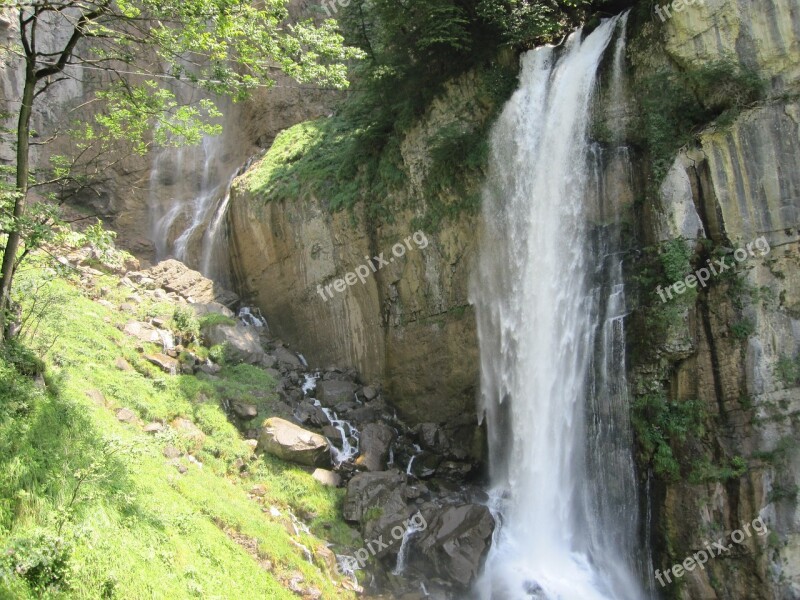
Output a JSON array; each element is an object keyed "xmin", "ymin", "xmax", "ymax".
[
  {"xmin": 470, "ymin": 14, "xmax": 647, "ymax": 600},
  {"xmin": 148, "ymin": 119, "xmax": 251, "ymax": 288}
]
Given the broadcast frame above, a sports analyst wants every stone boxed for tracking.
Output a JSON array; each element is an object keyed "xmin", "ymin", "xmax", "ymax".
[
  {"xmin": 190, "ymin": 302, "xmax": 235, "ymax": 318},
  {"xmin": 202, "ymin": 323, "xmax": 265, "ymax": 365},
  {"xmin": 144, "ymin": 422, "xmax": 164, "ymax": 434},
  {"xmin": 355, "ymin": 423, "xmax": 395, "ymax": 472},
  {"xmin": 273, "ymin": 346, "xmax": 302, "ymax": 368},
  {"xmin": 143, "ymin": 259, "xmax": 239, "ymax": 307},
  {"xmin": 115, "ymin": 407, "xmax": 140, "ymax": 424},
  {"xmin": 171, "ymin": 417, "xmax": 206, "ymax": 452},
  {"xmin": 312, "ymin": 468, "xmax": 341, "ymax": 487},
  {"xmin": 115, "ymin": 357, "xmax": 133, "ymax": 371},
  {"xmin": 163, "ymin": 445, "xmax": 181, "ymax": 459},
  {"xmin": 412, "ymin": 504, "xmax": 495, "ymax": 587},
  {"xmin": 119, "ymin": 303, "xmax": 135, "ymax": 312},
  {"xmin": 144, "ymin": 353, "xmax": 180, "ymax": 375},
  {"xmin": 123, "ymin": 321, "xmax": 161, "ymax": 344},
  {"xmin": 85, "ymin": 389, "xmax": 107, "ymax": 406},
  {"xmin": 342, "ymin": 470, "xmax": 406, "ymax": 522},
  {"xmin": 316, "ymin": 380, "xmax": 359, "ymax": 405},
  {"xmin": 232, "ymin": 401, "xmax": 258, "ymax": 420},
  {"xmin": 362, "ymin": 385, "xmax": 379, "ymax": 401},
  {"xmin": 256, "ymin": 418, "xmax": 330, "ymax": 467}
]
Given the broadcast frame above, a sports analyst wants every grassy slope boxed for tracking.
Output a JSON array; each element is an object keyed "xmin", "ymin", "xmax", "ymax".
[{"xmin": 0, "ymin": 264, "xmax": 359, "ymax": 599}]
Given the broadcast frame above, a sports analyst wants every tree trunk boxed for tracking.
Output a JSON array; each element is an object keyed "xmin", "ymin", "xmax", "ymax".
[{"xmin": 0, "ymin": 64, "xmax": 36, "ymax": 341}]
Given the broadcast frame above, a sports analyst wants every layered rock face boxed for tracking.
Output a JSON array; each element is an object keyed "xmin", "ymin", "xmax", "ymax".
[
  {"xmin": 623, "ymin": 1, "xmax": 800, "ymax": 598},
  {"xmin": 228, "ymin": 74, "xmax": 486, "ymax": 424}
]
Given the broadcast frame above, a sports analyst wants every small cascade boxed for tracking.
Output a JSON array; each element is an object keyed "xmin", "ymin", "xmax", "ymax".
[
  {"xmin": 237, "ymin": 306, "xmax": 268, "ymax": 328},
  {"xmin": 406, "ymin": 444, "xmax": 422, "ymax": 477},
  {"xmin": 302, "ymin": 373, "xmax": 320, "ymax": 395},
  {"xmin": 392, "ymin": 512, "xmax": 426, "ymax": 576},
  {"xmin": 317, "ymin": 402, "xmax": 360, "ymax": 466}
]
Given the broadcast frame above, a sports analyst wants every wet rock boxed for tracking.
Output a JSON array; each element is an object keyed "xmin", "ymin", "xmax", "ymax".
[
  {"xmin": 231, "ymin": 401, "xmax": 258, "ymax": 420},
  {"xmin": 316, "ymin": 380, "xmax": 359, "ymax": 405},
  {"xmin": 257, "ymin": 417, "xmax": 330, "ymax": 467},
  {"xmin": 435, "ymin": 461, "xmax": 474, "ymax": 480},
  {"xmin": 412, "ymin": 503, "xmax": 495, "ymax": 588},
  {"xmin": 362, "ymin": 385, "xmax": 379, "ymax": 401},
  {"xmin": 274, "ymin": 346, "xmax": 303, "ymax": 368},
  {"xmin": 294, "ymin": 401, "xmax": 329, "ymax": 428},
  {"xmin": 343, "ymin": 470, "xmax": 406, "ymax": 523},
  {"xmin": 355, "ymin": 423, "xmax": 396, "ymax": 472}
]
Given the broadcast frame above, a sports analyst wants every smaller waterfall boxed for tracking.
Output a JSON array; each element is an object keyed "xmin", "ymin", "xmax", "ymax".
[
  {"xmin": 317, "ymin": 402, "xmax": 360, "ymax": 466},
  {"xmin": 392, "ymin": 512, "xmax": 426, "ymax": 576}
]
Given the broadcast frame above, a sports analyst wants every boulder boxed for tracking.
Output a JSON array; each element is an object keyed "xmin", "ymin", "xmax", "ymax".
[
  {"xmin": 144, "ymin": 353, "xmax": 180, "ymax": 375},
  {"xmin": 143, "ymin": 259, "xmax": 239, "ymax": 306},
  {"xmin": 274, "ymin": 346, "xmax": 302, "ymax": 368},
  {"xmin": 232, "ymin": 401, "xmax": 258, "ymax": 420},
  {"xmin": 312, "ymin": 468, "xmax": 342, "ymax": 488},
  {"xmin": 355, "ymin": 423, "xmax": 395, "ymax": 472},
  {"xmin": 316, "ymin": 380, "xmax": 359, "ymax": 405},
  {"xmin": 257, "ymin": 418, "xmax": 330, "ymax": 467},
  {"xmin": 412, "ymin": 504, "xmax": 495, "ymax": 588},
  {"xmin": 171, "ymin": 417, "xmax": 206, "ymax": 452},
  {"xmin": 203, "ymin": 323, "xmax": 265, "ymax": 364},
  {"xmin": 362, "ymin": 385, "xmax": 379, "ymax": 401},
  {"xmin": 123, "ymin": 321, "xmax": 161, "ymax": 344},
  {"xmin": 343, "ymin": 470, "xmax": 406, "ymax": 523},
  {"xmin": 190, "ymin": 302, "xmax": 235, "ymax": 318},
  {"xmin": 115, "ymin": 407, "xmax": 141, "ymax": 425}
]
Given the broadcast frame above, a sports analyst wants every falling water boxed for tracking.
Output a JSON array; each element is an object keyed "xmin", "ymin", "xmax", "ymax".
[
  {"xmin": 470, "ymin": 15, "xmax": 646, "ymax": 600},
  {"xmin": 148, "ymin": 126, "xmax": 250, "ymax": 288}
]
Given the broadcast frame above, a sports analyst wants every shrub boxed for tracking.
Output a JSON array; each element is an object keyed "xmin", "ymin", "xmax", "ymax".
[
  {"xmin": 1, "ymin": 530, "xmax": 71, "ymax": 592},
  {"xmin": 171, "ymin": 306, "xmax": 200, "ymax": 344}
]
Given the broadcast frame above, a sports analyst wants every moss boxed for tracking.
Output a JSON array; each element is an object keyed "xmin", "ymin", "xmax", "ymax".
[{"xmin": 634, "ymin": 59, "xmax": 765, "ymax": 183}]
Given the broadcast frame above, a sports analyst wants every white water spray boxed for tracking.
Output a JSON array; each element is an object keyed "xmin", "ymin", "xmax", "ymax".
[{"xmin": 471, "ymin": 15, "xmax": 646, "ymax": 600}]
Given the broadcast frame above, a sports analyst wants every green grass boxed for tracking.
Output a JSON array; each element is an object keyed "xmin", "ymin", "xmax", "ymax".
[{"xmin": 0, "ymin": 266, "xmax": 358, "ymax": 599}]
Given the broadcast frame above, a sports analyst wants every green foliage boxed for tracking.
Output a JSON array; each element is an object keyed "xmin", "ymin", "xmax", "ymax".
[
  {"xmin": 775, "ymin": 353, "xmax": 800, "ymax": 387},
  {"xmin": 659, "ymin": 238, "xmax": 693, "ymax": 283},
  {"xmin": 767, "ymin": 484, "xmax": 799, "ymax": 504},
  {"xmin": 171, "ymin": 306, "xmax": 200, "ymax": 345},
  {"xmin": 635, "ymin": 60, "xmax": 765, "ymax": 182},
  {"xmin": 632, "ymin": 392, "xmax": 706, "ymax": 480},
  {"xmin": 689, "ymin": 455, "xmax": 748, "ymax": 484},
  {"xmin": 208, "ymin": 344, "xmax": 229, "ymax": 366},
  {"xmin": 0, "ymin": 339, "xmax": 44, "ymax": 378},
  {"xmin": 198, "ymin": 313, "xmax": 238, "ymax": 329},
  {"xmin": 1, "ymin": 529, "xmax": 71, "ymax": 593},
  {"xmin": 730, "ymin": 318, "xmax": 755, "ymax": 341},
  {"xmin": 476, "ymin": 0, "xmax": 590, "ymax": 47},
  {"xmin": 0, "ymin": 265, "xmax": 356, "ymax": 599}
]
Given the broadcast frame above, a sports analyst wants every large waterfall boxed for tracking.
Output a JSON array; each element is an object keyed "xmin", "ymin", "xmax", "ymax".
[
  {"xmin": 148, "ymin": 113, "xmax": 248, "ymax": 288},
  {"xmin": 470, "ymin": 14, "xmax": 647, "ymax": 600}
]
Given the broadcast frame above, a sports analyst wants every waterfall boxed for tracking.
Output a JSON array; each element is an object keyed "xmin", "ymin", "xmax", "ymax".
[
  {"xmin": 470, "ymin": 14, "xmax": 647, "ymax": 600},
  {"xmin": 148, "ymin": 123, "xmax": 249, "ymax": 288}
]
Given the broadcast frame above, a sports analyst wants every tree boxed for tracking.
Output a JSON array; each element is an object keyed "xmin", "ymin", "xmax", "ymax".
[{"xmin": 0, "ymin": 0, "xmax": 362, "ymax": 340}]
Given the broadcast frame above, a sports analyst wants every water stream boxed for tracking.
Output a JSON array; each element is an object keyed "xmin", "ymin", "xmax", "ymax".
[{"xmin": 470, "ymin": 15, "xmax": 646, "ymax": 600}]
